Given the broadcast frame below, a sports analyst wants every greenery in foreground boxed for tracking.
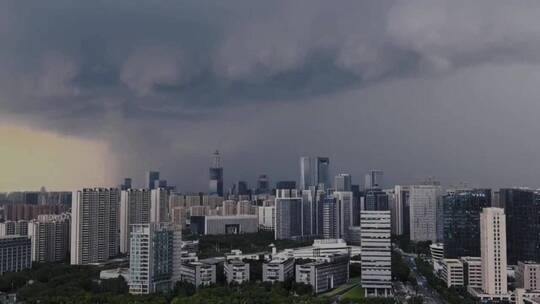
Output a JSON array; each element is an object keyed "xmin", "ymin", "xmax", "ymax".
[{"xmin": 184, "ymin": 230, "xmax": 313, "ymax": 258}]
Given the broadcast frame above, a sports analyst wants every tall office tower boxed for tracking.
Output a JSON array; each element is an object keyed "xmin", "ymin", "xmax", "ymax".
[
  {"xmin": 235, "ymin": 181, "xmax": 249, "ymax": 196},
  {"xmin": 150, "ymin": 188, "xmax": 169, "ymax": 223},
  {"xmin": 499, "ymin": 188, "xmax": 540, "ymax": 265},
  {"xmin": 390, "ymin": 185, "xmax": 409, "ymax": 236},
  {"xmin": 209, "ymin": 150, "xmax": 224, "ymax": 197},
  {"xmin": 364, "ymin": 170, "xmax": 383, "ymax": 190},
  {"xmin": 301, "ymin": 188, "xmax": 325, "ymax": 236},
  {"xmin": 256, "ymin": 174, "xmax": 270, "ymax": 194},
  {"xmin": 0, "ymin": 235, "xmax": 32, "ymax": 275},
  {"xmin": 335, "ymin": 191, "xmax": 354, "ymax": 239},
  {"xmin": 147, "ymin": 171, "xmax": 160, "ymax": 190},
  {"xmin": 360, "ymin": 210, "xmax": 392, "ymax": 297},
  {"xmin": 120, "ymin": 178, "xmax": 132, "ymax": 190},
  {"xmin": 364, "ymin": 189, "xmax": 389, "ymax": 211},
  {"xmin": 129, "ymin": 223, "xmax": 175, "ymax": 295},
  {"xmin": 443, "ymin": 189, "xmax": 491, "ymax": 258},
  {"xmin": 71, "ymin": 188, "xmax": 120, "ymax": 265},
  {"xmin": 351, "ymin": 185, "xmax": 363, "ymax": 226},
  {"xmin": 480, "ymin": 207, "xmax": 508, "ymax": 295},
  {"xmin": 275, "ymin": 189, "xmax": 303, "ymax": 240},
  {"xmin": 409, "ymin": 185, "xmax": 442, "ymax": 242},
  {"xmin": 119, "ymin": 189, "xmax": 151, "ymax": 254},
  {"xmin": 335, "ymin": 174, "xmax": 352, "ymax": 191},
  {"xmin": 321, "ymin": 196, "xmax": 337, "ymax": 239},
  {"xmin": 300, "ymin": 156, "xmax": 330, "ymax": 190},
  {"xmin": 27, "ymin": 213, "xmax": 70, "ymax": 263}
]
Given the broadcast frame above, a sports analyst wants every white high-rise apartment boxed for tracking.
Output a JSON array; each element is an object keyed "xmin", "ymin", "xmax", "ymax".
[
  {"xmin": 28, "ymin": 213, "xmax": 70, "ymax": 263},
  {"xmin": 480, "ymin": 207, "xmax": 508, "ymax": 295},
  {"xmin": 409, "ymin": 185, "xmax": 442, "ymax": 242},
  {"xmin": 361, "ymin": 210, "xmax": 392, "ymax": 297},
  {"xmin": 150, "ymin": 188, "xmax": 169, "ymax": 223},
  {"xmin": 120, "ymin": 189, "xmax": 151, "ymax": 254},
  {"xmin": 129, "ymin": 223, "xmax": 178, "ymax": 295},
  {"xmin": 71, "ymin": 188, "xmax": 120, "ymax": 265}
]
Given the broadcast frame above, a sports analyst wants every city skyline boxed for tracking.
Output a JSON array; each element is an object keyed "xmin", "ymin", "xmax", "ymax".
[{"xmin": 4, "ymin": 1, "xmax": 540, "ymax": 191}]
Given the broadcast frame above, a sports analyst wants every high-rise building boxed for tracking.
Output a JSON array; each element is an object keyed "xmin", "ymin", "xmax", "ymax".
[
  {"xmin": 322, "ymin": 192, "xmax": 353, "ymax": 240},
  {"xmin": 301, "ymin": 188, "xmax": 325, "ymax": 236},
  {"xmin": 209, "ymin": 150, "xmax": 224, "ymax": 197},
  {"xmin": 443, "ymin": 189, "xmax": 491, "ymax": 258},
  {"xmin": 409, "ymin": 185, "xmax": 442, "ymax": 242},
  {"xmin": 120, "ymin": 189, "xmax": 151, "ymax": 254},
  {"xmin": 258, "ymin": 206, "xmax": 275, "ymax": 231},
  {"xmin": 129, "ymin": 223, "xmax": 176, "ymax": 295},
  {"xmin": 390, "ymin": 185, "xmax": 409, "ymax": 236},
  {"xmin": 120, "ymin": 178, "xmax": 132, "ymax": 190},
  {"xmin": 0, "ymin": 220, "xmax": 28, "ymax": 236},
  {"xmin": 71, "ymin": 188, "xmax": 120, "ymax": 265},
  {"xmin": 300, "ymin": 157, "xmax": 330, "ymax": 190},
  {"xmin": 275, "ymin": 189, "xmax": 302, "ymax": 240},
  {"xmin": 0, "ymin": 235, "xmax": 32, "ymax": 275},
  {"xmin": 334, "ymin": 174, "xmax": 352, "ymax": 192},
  {"xmin": 351, "ymin": 185, "xmax": 363, "ymax": 226},
  {"xmin": 235, "ymin": 181, "xmax": 249, "ymax": 196},
  {"xmin": 147, "ymin": 171, "xmax": 160, "ymax": 190},
  {"xmin": 364, "ymin": 170, "xmax": 383, "ymax": 190},
  {"xmin": 360, "ymin": 210, "xmax": 392, "ymax": 297},
  {"xmin": 480, "ymin": 207, "xmax": 508, "ymax": 295},
  {"xmin": 150, "ymin": 188, "xmax": 169, "ymax": 223},
  {"xmin": 499, "ymin": 188, "xmax": 540, "ymax": 265},
  {"xmin": 256, "ymin": 174, "xmax": 270, "ymax": 194},
  {"xmin": 364, "ymin": 189, "xmax": 389, "ymax": 211},
  {"xmin": 27, "ymin": 213, "xmax": 70, "ymax": 263}
]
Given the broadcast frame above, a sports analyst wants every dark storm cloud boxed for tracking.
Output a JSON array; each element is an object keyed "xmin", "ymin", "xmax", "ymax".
[{"xmin": 3, "ymin": 0, "xmax": 540, "ymax": 189}]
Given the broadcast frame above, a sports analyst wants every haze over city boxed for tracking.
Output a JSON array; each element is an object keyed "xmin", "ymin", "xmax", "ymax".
[{"xmin": 3, "ymin": 1, "xmax": 540, "ymax": 191}]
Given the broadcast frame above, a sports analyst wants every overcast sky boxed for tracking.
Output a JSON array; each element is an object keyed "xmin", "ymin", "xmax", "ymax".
[{"xmin": 2, "ymin": 0, "xmax": 540, "ymax": 191}]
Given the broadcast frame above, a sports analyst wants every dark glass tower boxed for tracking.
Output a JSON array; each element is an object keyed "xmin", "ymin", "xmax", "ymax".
[
  {"xmin": 500, "ymin": 188, "xmax": 540, "ymax": 264},
  {"xmin": 443, "ymin": 189, "xmax": 491, "ymax": 258},
  {"xmin": 146, "ymin": 171, "xmax": 160, "ymax": 190},
  {"xmin": 365, "ymin": 189, "xmax": 389, "ymax": 211},
  {"xmin": 256, "ymin": 174, "xmax": 270, "ymax": 194},
  {"xmin": 209, "ymin": 150, "xmax": 224, "ymax": 196}
]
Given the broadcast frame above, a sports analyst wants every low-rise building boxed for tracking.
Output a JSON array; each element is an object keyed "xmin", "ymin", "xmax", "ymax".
[
  {"xmin": 295, "ymin": 254, "xmax": 349, "ymax": 294},
  {"xmin": 263, "ymin": 257, "xmax": 295, "ymax": 283},
  {"xmin": 517, "ymin": 261, "xmax": 540, "ymax": 291},
  {"xmin": 224, "ymin": 260, "xmax": 250, "ymax": 284},
  {"xmin": 441, "ymin": 259, "xmax": 464, "ymax": 287},
  {"xmin": 179, "ymin": 262, "xmax": 216, "ymax": 288},
  {"xmin": 190, "ymin": 215, "xmax": 258, "ymax": 235},
  {"xmin": 0, "ymin": 235, "xmax": 32, "ymax": 275},
  {"xmin": 100, "ymin": 268, "xmax": 130, "ymax": 281},
  {"xmin": 461, "ymin": 256, "xmax": 482, "ymax": 289}
]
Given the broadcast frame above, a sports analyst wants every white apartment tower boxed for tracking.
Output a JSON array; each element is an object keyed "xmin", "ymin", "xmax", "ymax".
[
  {"xmin": 360, "ymin": 210, "xmax": 392, "ymax": 297},
  {"xmin": 28, "ymin": 213, "xmax": 71, "ymax": 263},
  {"xmin": 71, "ymin": 188, "xmax": 120, "ymax": 265},
  {"xmin": 120, "ymin": 189, "xmax": 151, "ymax": 253},
  {"xmin": 409, "ymin": 185, "xmax": 442, "ymax": 242},
  {"xmin": 480, "ymin": 207, "xmax": 508, "ymax": 295}
]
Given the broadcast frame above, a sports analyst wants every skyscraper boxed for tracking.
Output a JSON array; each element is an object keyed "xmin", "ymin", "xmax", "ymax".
[
  {"xmin": 334, "ymin": 174, "xmax": 352, "ymax": 191},
  {"xmin": 256, "ymin": 174, "xmax": 270, "ymax": 194},
  {"xmin": 364, "ymin": 170, "xmax": 383, "ymax": 190},
  {"xmin": 150, "ymin": 188, "xmax": 169, "ymax": 223},
  {"xmin": 480, "ymin": 207, "xmax": 508, "ymax": 295},
  {"xmin": 443, "ymin": 189, "xmax": 491, "ymax": 258},
  {"xmin": 129, "ymin": 223, "xmax": 176, "ymax": 294},
  {"xmin": 300, "ymin": 156, "xmax": 330, "ymax": 190},
  {"xmin": 364, "ymin": 189, "xmax": 389, "ymax": 211},
  {"xmin": 499, "ymin": 188, "xmax": 540, "ymax": 265},
  {"xmin": 409, "ymin": 184, "xmax": 442, "ymax": 242},
  {"xmin": 361, "ymin": 210, "xmax": 392, "ymax": 297},
  {"xmin": 209, "ymin": 150, "xmax": 224, "ymax": 196},
  {"xmin": 147, "ymin": 171, "xmax": 160, "ymax": 190},
  {"xmin": 390, "ymin": 185, "xmax": 409, "ymax": 236},
  {"xmin": 71, "ymin": 188, "xmax": 120, "ymax": 265},
  {"xmin": 275, "ymin": 189, "xmax": 302, "ymax": 240},
  {"xmin": 120, "ymin": 178, "xmax": 132, "ymax": 190},
  {"xmin": 28, "ymin": 213, "xmax": 70, "ymax": 263},
  {"xmin": 301, "ymin": 188, "xmax": 325, "ymax": 236},
  {"xmin": 120, "ymin": 189, "xmax": 151, "ymax": 254}
]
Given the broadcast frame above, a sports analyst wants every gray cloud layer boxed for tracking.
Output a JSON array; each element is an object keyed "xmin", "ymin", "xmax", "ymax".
[{"xmin": 2, "ymin": 0, "xmax": 540, "ymax": 190}]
